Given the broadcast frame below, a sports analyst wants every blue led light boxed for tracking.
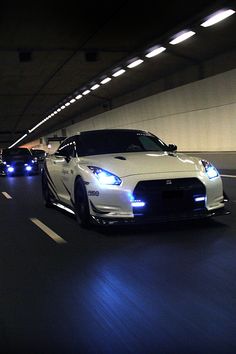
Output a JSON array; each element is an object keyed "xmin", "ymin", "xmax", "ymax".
[
  {"xmin": 194, "ymin": 196, "xmax": 205, "ymax": 202},
  {"xmin": 96, "ymin": 171, "xmax": 117, "ymax": 185},
  {"xmin": 88, "ymin": 166, "xmax": 122, "ymax": 185},
  {"xmin": 25, "ymin": 165, "xmax": 32, "ymax": 171},
  {"xmin": 132, "ymin": 200, "xmax": 146, "ymax": 207},
  {"xmin": 201, "ymin": 160, "xmax": 219, "ymax": 179},
  {"xmin": 206, "ymin": 166, "xmax": 218, "ymax": 179},
  {"xmin": 7, "ymin": 166, "xmax": 14, "ymax": 173}
]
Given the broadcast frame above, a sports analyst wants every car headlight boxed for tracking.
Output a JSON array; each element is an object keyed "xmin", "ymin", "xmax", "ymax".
[
  {"xmin": 7, "ymin": 166, "xmax": 14, "ymax": 173},
  {"xmin": 201, "ymin": 160, "xmax": 219, "ymax": 179},
  {"xmin": 88, "ymin": 166, "xmax": 122, "ymax": 185}
]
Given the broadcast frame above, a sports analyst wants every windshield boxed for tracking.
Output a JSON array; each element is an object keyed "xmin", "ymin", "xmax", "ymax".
[
  {"xmin": 2, "ymin": 148, "xmax": 31, "ymax": 158},
  {"xmin": 76, "ymin": 130, "xmax": 169, "ymax": 156},
  {"xmin": 31, "ymin": 149, "xmax": 46, "ymax": 156}
]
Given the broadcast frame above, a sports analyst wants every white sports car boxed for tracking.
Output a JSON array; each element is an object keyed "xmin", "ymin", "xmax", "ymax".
[{"xmin": 42, "ymin": 129, "xmax": 229, "ymax": 227}]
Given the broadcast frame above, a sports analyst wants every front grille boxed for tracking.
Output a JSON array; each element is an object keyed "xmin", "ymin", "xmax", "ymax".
[
  {"xmin": 14, "ymin": 162, "xmax": 25, "ymax": 171},
  {"xmin": 133, "ymin": 178, "xmax": 206, "ymax": 217}
]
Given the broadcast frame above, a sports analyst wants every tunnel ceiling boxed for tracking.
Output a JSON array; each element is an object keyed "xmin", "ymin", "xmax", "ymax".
[{"xmin": 0, "ymin": 0, "xmax": 236, "ymax": 148}]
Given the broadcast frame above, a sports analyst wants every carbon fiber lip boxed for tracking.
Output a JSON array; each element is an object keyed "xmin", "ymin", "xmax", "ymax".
[{"xmin": 91, "ymin": 207, "xmax": 230, "ymax": 225}]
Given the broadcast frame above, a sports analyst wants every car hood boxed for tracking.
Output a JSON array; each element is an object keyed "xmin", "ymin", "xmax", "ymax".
[
  {"xmin": 2, "ymin": 156, "xmax": 32, "ymax": 163},
  {"xmin": 79, "ymin": 152, "xmax": 200, "ymax": 177}
]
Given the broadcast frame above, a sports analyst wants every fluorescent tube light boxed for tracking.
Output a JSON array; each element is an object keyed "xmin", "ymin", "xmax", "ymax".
[
  {"xmin": 82, "ymin": 90, "xmax": 90, "ymax": 95},
  {"xmin": 112, "ymin": 69, "xmax": 126, "ymax": 77},
  {"xmin": 100, "ymin": 77, "xmax": 111, "ymax": 84},
  {"xmin": 201, "ymin": 9, "xmax": 235, "ymax": 27},
  {"xmin": 8, "ymin": 134, "xmax": 28, "ymax": 148},
  {"xmin": 91, "ymin": 84, "xmax": 100, "ymax": 90},
  {"xmin": 127, "ymin": 59, "xmax": 144, "ymax": 68},
  {"xmin": 70, "ymin": 98, "xmax": 76, "ymax": 103},
  {"xmin": 75, "ymin": 94, "xmax": 82, "ymax": 100},
  {"xmin": 169, "ymin": 31, "xmax": 195, "ymax": 45},
  {"xmin": 145, "ymin": 46, "xmax": 166, "ymax": 58},
  {"xmin": 65, "ymin": 102, "xmax": 70, "ymax": 106},
  {"xmin": 28, "ymin": 121, "xmax": 43, "ymax": 133}
]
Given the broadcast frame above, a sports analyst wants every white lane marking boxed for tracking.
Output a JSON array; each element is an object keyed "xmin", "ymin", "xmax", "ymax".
[
  {"xmin": 221, "ymin": 175, "xmax": 236, "ymax": 178},
  {"xmin": 2, "ymin": 192, "xmax": 12, "ymax": 199},
  {"xmin": 30, "ymin": 218, "xmax": 67, "ymax": 244}
]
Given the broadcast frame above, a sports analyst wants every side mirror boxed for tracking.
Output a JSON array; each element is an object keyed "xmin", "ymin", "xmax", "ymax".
[{"xmin": 168, "ymin": 144, "xmax": 177, "ymax": 152}]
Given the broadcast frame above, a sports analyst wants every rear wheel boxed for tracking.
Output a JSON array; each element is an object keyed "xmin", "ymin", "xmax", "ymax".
[
  {"xmin": 74, "ymin": 178, "xmax": 91, "ymax": 228},
  {"xmin": 42, "ymin": 172, "xmax": 54, "ymax": 207}
]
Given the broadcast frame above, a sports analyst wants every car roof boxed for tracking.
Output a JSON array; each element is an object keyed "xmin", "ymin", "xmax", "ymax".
[
  {"xmin": 78, "ymin": 129, "xmax": 149, "ymax": 135},
  {"xmin": 2, "ymin": 147, "xmax": 30, "ymax": 152}
]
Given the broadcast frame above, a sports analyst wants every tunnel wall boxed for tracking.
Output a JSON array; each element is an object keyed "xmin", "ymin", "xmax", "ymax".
[{"xmin": 45, "ymin": 68, "xmax": 236, "ymax": 169}]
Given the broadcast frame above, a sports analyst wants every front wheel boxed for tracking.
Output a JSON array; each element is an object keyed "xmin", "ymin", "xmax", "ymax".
[
  {"xmin": 42, "ymin": 172, "xmax": 54, "ymax": 207},
  {"xmin": 74, "ymin": 178, "xmax": 91, "ymax": 228}
]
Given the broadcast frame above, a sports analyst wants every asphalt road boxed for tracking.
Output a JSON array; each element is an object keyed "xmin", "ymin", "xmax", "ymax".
[{"xmin": 0, "ymin": 171, "xmax": 235, "ymax": 354}]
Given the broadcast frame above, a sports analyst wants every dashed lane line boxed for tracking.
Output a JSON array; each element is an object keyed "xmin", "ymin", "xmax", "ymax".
[
  {"xmin": 30, "ymin": 218, "xmax": 67, "ymax": 244},
  {"xmin": 2, "ymin": 192, "xmax": 12, "ymax": 199}
]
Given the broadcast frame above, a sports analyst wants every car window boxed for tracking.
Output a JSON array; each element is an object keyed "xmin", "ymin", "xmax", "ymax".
[
  {"xmin": 75, "ymin": 131, "xmax": 168, "ymax": 156},
  {"xmin": 2, "ymin": 148, "xmax": 31, "ymax": 158},
  {"xmin": 31, "ymin": 149, "xmax": 46, "ymax": 156},
  {"xmin": 57, "ymin": 138, "xmax": 76, "ymax": 157},
  {"xmin": 139, "ymin": 136, "xmax": 165, "ymax": 151}
]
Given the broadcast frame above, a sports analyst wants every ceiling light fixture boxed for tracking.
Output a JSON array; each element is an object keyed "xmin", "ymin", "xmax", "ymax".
[
  {"xmin": 112, "ymin": 69, "xmax": 126, "ymax": 77},
  {"xmin": 9, "ymin": 134, "xmax": 28, "ymax": 149},
  {"xmin": 70, "ymin": 98, "xmax": 76, "ymax": 103},
  {"xmin": 100, "ymin": 77, "xmax": 111, "ymax": 84},
  {"xmin": 169, "ymin": 30, "xmax": 195, "ymax": 45},
  {"xmin": 82, "ymin": 90, "xmax": 90, "ymax": 95},
  {"xmin": 127, "ymin": 59, "xmax": 144, "ymax": 68},
  {"xmin": 145, "ymin": 46, "xmax": 166, "ymax": 58},
  {"xmin": 91, "ymin": 84, "xmax": 100, "ymax": 90},
  {"xmin": 28, "ymin": 121, "xmax": 44, "ymax": 133},
  {"xmin": 75, "ymin": 94, "xmax": 82, "ymax": 100},
  {"xmin": 201, "ymin": 9, "xmax": 235, "ymax": 27}
]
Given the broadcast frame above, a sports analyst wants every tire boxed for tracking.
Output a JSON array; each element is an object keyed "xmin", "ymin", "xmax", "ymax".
[
  {"xmin": 74, "ymin": 178, "xmax": 91, "ymax": 228},
  {"xmin": 42, "ymin": 172, "xmax": 54, "ymax": 207}
]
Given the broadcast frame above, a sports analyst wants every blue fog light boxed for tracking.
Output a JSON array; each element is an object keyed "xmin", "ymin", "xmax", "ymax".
[
  {"xmin": 194, "ymin": 196, "xmax": 205, "ymax": 202},
  {"xmin": 132, "ymin": 200, "xmax": 146, "ymax": 207}
]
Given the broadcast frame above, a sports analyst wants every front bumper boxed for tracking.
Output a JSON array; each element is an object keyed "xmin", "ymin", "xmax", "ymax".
[
  {"xmin": 87, "ymin": 174, "xmax": 229, "ymax": 225},
  {"xmin": 0, "ymin": 165, "xmax": 39, "ymax": 175},
  {"xmin": 91, "ymin": 206, "xmax": 230, "ymax": 225}
]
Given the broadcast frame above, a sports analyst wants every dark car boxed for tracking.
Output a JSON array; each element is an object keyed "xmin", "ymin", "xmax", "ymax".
[
  {"xmin": 30, "ymin": 149, "xmax": 47, "ymax": 162},
  {"xmin": 0, "ymin": 148, "xmax": 39, "ymax": 176}
]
